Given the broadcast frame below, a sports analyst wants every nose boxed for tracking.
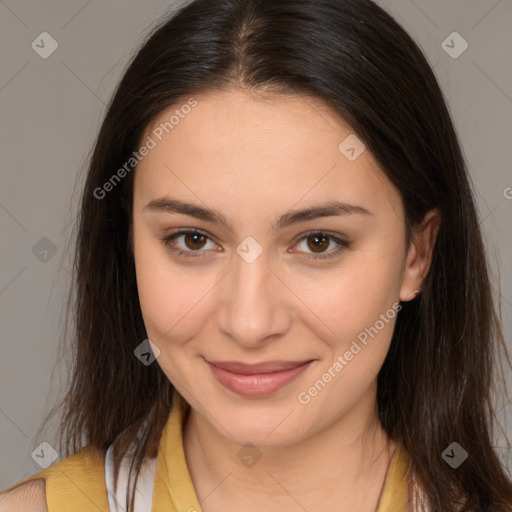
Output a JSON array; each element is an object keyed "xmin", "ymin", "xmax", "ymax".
[{"xmin": 215, "ymin": 249, "xmax": 291, "ymax": 349}]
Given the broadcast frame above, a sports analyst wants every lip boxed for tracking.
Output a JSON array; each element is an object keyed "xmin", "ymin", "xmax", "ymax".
[{"xmin": 206, "ymin": 359, "xmax": 314, "ymax": 397}]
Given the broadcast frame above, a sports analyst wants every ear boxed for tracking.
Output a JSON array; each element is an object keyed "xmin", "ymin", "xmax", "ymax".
[{"xmin": 399, "ymin": 208, "xmax": 441, "ymax": 302}]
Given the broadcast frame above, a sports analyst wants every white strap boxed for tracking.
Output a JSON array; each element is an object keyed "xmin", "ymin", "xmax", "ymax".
[{"xmin": 105, "ymin": 443, "xmax": 157, "ymax": 512}]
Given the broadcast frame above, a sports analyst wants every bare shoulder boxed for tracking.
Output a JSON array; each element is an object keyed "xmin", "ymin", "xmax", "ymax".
[{"xmin": 0, "ymin": 479, "xmax": 47, "ymax": 512}]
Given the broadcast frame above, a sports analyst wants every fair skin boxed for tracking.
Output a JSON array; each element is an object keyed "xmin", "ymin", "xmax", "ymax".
[
  {"xmin": 131, "ymin": 88, "xmax": 441, "ymax": 512},
  {"xmin": 0, "ymin": 479, "xmax": 46, "ymax": 512},
  {"xmin": 1, "ymin": 88, "xmax": 439, "ymax": 511}
]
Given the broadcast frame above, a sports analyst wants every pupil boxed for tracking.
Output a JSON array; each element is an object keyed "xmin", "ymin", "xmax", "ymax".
[
  {"xmin": 186, "ymin": 233, "xmax": 206, "ymax": 250},
  {"xmin": 308, "ymin": 235, "xmax": 328, "ymax": 253}
]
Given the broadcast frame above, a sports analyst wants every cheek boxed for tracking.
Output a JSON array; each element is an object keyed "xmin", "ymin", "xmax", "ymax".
[
  {"xmin": 293, "ymin": 256, "xmax": 402, "ymax": 417},
  {"xmin": 133, "ymin": 230, "xmax": 216, "ymax": 342},
  {"xmin": 287, "ymin": 236, "xmax": 404, "ymax": 376},
  {"xmin": 293, "ymin": 247, "xmax": 402, "ymax": 332}
]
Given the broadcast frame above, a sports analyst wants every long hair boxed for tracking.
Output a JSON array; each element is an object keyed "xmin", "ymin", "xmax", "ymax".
[{"xmin": 38, "ymin": 0, "xmax": 512, "ymax": 510}]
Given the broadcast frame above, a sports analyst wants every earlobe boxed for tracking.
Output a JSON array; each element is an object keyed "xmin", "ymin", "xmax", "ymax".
[
  {"xmin": 402, "ymin": 288, "xmax": 422, "ymax": 302},
  {"xmin": 399, "ymin": 208, "xmax": 441, "ymax": 302}
]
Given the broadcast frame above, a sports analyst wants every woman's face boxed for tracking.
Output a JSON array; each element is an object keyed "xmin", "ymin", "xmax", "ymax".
[{"xmin": 132, "ymin": 88, "xmax": 435, "ymax": 447}]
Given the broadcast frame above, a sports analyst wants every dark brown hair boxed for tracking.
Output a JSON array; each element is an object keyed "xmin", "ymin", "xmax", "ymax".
[{"xmin": 36, "ymin": 0, "xmax": 512, "ymax": 510}]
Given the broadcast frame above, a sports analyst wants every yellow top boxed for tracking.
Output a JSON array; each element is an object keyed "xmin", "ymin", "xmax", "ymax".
[{"xmin": 2, "ymin": 400, "xmax": 410, "ymax": 511}]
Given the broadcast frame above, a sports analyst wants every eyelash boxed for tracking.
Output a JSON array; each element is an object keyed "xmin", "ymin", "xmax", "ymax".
[{"xmin": 159, "ymin": 229, "xmax": 350, "ymax": 261}]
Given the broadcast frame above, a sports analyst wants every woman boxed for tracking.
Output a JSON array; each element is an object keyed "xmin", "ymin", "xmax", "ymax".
[{"xmin": 2, "ymin": 0, "xmax": 511, "ymax": 510}]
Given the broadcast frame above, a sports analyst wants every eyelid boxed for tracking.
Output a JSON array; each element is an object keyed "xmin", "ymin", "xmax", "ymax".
[
  {"xmin": 160, "ymin": 228, "xmax": 220, "ymax": 258},
  {"xmin": 160, "ymin": 228, "xmax": 350, "ymax": 260},
  {"xmin": 292, "ymin": 231, "xmax": 350, "ymax": 259},
  {"xmin": 164, "ymin": 227, "xmax": 217, "ymax": 244}
]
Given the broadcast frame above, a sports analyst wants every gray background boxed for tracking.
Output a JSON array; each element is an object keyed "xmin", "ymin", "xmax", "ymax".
[{"xmin": 1, "ymin": 0, "xmax": 511, "ymax": 488}]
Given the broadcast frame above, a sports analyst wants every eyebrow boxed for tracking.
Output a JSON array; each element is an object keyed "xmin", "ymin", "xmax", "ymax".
[{"xmin": 143, "ymin": 197, "xmax": 372, "ymax": 231}]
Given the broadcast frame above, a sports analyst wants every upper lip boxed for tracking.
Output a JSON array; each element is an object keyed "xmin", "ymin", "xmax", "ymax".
[{"xmin": 206, "ymin": 359, "xmax": 313, "ymax": 375}]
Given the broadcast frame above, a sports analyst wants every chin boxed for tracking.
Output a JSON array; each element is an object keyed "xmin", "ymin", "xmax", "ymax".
[
  {"xmin": 200, "ymin": 394, "xmax": 313, "ymax": 447},
  {"xmin": 227, "ymin": 420, "xmax": 306, "ymax": 449}
]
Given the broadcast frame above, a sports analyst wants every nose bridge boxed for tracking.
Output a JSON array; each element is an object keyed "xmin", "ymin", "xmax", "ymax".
[{"xmin": 216, "ymin": 247, "xmax": 289, "ymax": 346}]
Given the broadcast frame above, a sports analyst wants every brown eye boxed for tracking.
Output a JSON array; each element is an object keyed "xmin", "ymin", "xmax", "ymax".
[
  {"xmin": 306, "ymin": 234, "xmax": 330, "ymax": 253},
  {"xmin": 183, "ymin": 232, "xmax": 207, "ymax": 250},
  {"xmin": 160, "ymin": 229, "xmax": 218, "ymax": 258},
  {"xmin": 295, "ymin": 231, "xmax": 350, "ymax": 260}
]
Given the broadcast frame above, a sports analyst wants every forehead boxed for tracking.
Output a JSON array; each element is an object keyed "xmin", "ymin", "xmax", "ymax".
[{"xmin": 134, "ymin": 88, "xmax": 399, "ymax": 221}]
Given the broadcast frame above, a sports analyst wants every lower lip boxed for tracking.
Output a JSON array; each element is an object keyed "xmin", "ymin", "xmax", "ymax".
[{"xmin": 207, "ymin": 361, "xmax": 313, "ymax": 397}]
